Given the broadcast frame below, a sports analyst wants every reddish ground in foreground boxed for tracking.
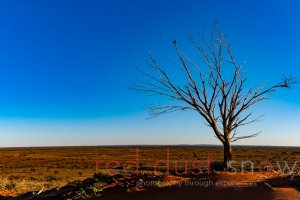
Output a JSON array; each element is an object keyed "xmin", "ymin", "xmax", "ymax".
[{"xmin": 99, "ymin": 172, "xmax": 299, "ymax": 200}]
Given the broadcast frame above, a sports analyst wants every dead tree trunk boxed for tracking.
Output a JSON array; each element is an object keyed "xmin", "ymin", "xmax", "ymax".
[{"xmin": 223, "ymin": 140, "xmax": 232, "ymax": 170}]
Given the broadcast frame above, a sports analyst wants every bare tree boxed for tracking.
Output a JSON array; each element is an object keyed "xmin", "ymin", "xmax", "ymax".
[{"xmin": 132, "ymin": 27, "xmax": 296, "ymax": 170}]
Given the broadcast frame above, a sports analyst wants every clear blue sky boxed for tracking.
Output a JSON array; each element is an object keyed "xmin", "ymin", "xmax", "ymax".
[{"xmin": 0, "ymin": 0, "xmax": 299, "ymax": 147}]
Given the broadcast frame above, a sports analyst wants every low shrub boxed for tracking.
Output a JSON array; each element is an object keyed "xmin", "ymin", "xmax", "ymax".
[
  {"xmin": 210, "ymin": 161, "xmax": 225, "ymax": 171},
  {"xmin": 5, "ymin": 182, "xmax": 17, "ymax": 190}
]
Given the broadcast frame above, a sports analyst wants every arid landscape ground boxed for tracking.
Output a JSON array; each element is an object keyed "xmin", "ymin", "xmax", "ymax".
[
  {"xmin": 0, "ymin": 146, "xmax": 299, "ymax": 199},
  {"xmin": 0, "ymin": 0, "xmax": 299, "ymax": 200}
]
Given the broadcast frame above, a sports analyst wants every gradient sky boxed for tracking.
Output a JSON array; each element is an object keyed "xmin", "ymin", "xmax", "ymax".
[{"xmin": 0, "ymin": 0, "xmax": 299, "ymax": 147}]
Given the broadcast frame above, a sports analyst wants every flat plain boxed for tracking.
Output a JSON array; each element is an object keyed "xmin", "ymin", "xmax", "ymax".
[{"xmin": 0, "ymin": 146, "xmax": 299, "ymax": 197}]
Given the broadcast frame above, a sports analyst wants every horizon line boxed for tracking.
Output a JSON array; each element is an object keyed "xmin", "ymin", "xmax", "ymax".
[{"xmin": 0, "ymin": 144, "xmax": 299, "ymax": 149}]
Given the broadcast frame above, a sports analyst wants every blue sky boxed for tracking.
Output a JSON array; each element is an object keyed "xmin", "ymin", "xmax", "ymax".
[{"xmin": 0, "ymin": 0, "xmax": 299, "ymax": 147}]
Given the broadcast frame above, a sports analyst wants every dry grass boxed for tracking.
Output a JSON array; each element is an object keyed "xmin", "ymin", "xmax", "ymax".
[{"xmin": 0, "ymin": 146, "xmax": 299, "ymax": 195}]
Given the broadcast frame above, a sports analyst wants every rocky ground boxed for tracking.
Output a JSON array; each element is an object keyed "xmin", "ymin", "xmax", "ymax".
[{"xmin": 0, "ymin": 170, "xmax": 299, "ymax": 200}]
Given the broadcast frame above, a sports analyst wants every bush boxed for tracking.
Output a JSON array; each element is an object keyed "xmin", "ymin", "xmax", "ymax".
[
  {"xmin": 210, "ymin": 161, "xmax": 225, "ymax": 171},
  {"xmin": 93, "ymin": 170, "xmax": 111, "ymax": 182},
  {"xmin": 67, "ymin": 180, "xmax": 81, "ymax": 187},
  {"xmin": 93, "ymin": 170, "xmax": 125, "ymax": 183},
  {"xmin": 5, "ymin": 182, "xmax": 17, "ymax": 190},
  {"xmin": 113, "ymin": 172, "xmax": 124, "ymax": 179}
]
